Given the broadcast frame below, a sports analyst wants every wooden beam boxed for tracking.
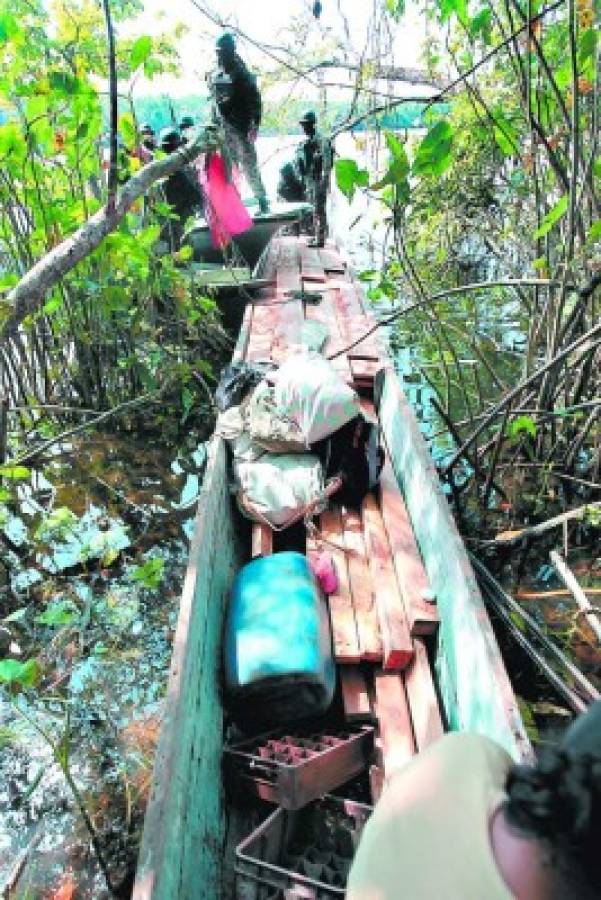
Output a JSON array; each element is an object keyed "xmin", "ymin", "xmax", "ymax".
[
  {"xmin": 362, "ymin": 493, "xmax": 413, "ymax": 670},
  {"xmin": 251, "ymin": 523, "xmax": 273, "ymax": 558},
  {"xmin": 340, "ymin": 666, "xmax": 373, "ymax": 721},
  {"xmin": 377, "ymin": 367, "xmax": 531, "ymax": 761},
  {"xmin": 309, "ymin": 509, "xmax": 361, "ymax": 663},
  {"xmin": 379, "ymin": 458, "xmax": 439, "ymax": 637},
  {"xmin": 404, "ymin": 638, "xmax": 444, "ymax": 750},
  {"xmin": 374, "ymin": 672, "xmax": 416, "ymax": 779},
  {"xmin": 341, "ymin": 507, "xmax": 383, "ymax": 661}
]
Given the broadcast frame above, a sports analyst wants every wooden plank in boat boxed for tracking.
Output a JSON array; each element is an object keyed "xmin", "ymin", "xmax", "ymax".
[
  {"xmin": 405, "ymin": 637, "xmax": 445, "ymax": 751},
  {"xmin": 251, "ymin": 523, "xmax": 273, "ymax": 558},
  {"xmin": 318, "ymin": 246, "xmax": 348, "ymax": 275},
  {"xmin": 341, "ymin": 507, "xmax": 383, "ymax": 661},
  {"xmin": 300, "ymin": 241, "xmax": 327, "ymax": 282},
  {"xmin": 309, "ymin": 508, "xmax": 361, "ymax": 663},
  {"xmin": 340, "ymin": 667, "xmax": 373, "ymax": 721},
  {"xmin": 361, "ymin": 493, "xmax": 413, "ymax": 670},
  {"xmin": 376, "ymin": 366, "xmax": 532, "ymax": 761},
  {"xmin": 304, "ymin": 290, "xmax": 353, "ymax": 383},
  {"xmin": 379, "ymin": 458, "xmax": 439, "ymax": 637},
  {"xmin": 351, "ymin": 358, "xmax": 381, "ymax": 387},
  {"xmin": 374, "ymin": 671, "xmax": 416, "ymax": 779}
]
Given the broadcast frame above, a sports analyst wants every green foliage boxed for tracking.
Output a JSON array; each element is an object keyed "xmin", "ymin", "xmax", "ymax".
[
  {"xmin": 413, "ymin": 121, "xmax": 454, "ymax": 177},
  {"xmin": 385, "ymin": 0, "xmax": 405, "ymax": 19},
  {"xmin": 131, "ymin": 556, "xmax": 164, "ymax": 589},
  {"xmin": 0, "ymin": 657, "xmax": 39, "ymax": 687},
  {"xmin": 534, "ymin": 195, "xmax": 568, "ymax": 239},
  {"xmin": 0, "ymin": 464, "xmax": 30, "ymax": 480},
  {"xmin": 129, "ymin": 34, "xmax": 152, "ymax": 70},
  {"xmin": 335, "ymin": 158, "xmax": 370, "ymax": 202},
  {"xmin": 35, "ymin": 600, "xmax": 80, "ymax": 627},
  {"xmin": 508, "ymin": 415, "xmax": 537, "ymax": 439}
]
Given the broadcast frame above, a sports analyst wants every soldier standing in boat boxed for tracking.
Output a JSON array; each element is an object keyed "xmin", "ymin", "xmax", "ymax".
[
  {"xmin": 296, "ymin": 110, "xmax": 333, "ymax": 248},
  {"xmin": 211, "ymin": 32, "xmax": 270, "ymax": 214}
]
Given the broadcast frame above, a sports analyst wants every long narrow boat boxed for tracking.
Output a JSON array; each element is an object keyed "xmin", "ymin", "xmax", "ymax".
[{"xmin": 133, "ymin": 236, "xmax": 530, "ymax": 899}]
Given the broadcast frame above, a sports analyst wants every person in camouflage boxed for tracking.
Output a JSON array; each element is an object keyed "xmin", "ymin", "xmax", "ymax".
[
  {"xmin": 212, "ymin": 32, "xmax": 270, "ymax": 214},
  {"xmin": 156, "ymin": 127, "xmax": 204, "ymax": 251},
  {"xmin": 296, "ymin": 110, "xmax": 333, "ymax": 247}
]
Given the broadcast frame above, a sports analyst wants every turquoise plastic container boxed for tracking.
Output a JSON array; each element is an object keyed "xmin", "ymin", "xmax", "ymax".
[{"xmin": 224, "ymin": 552, "xmax": 336, "ymax": 727}]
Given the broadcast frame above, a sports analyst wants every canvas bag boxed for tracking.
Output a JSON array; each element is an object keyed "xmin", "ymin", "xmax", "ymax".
[
  {"xmin": 272, "ymin": 352, "xmax": 361, "ymax": 445},
  {"xmin": 234, "ymin": 453, "xmax": 326, "ymax": 529},
  {"xmin": 244, "ymin": 380, "xmax": 306, "ymax": 454}
]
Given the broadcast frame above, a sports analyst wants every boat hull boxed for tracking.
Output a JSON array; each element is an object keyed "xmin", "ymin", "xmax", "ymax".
[
  {"xmin": 184, "ymin": 202, "xmax": 312, "ymax": 270},
  {"xmin": 133, "ymin": 240, "xmax": 529, "ymax": 900}
]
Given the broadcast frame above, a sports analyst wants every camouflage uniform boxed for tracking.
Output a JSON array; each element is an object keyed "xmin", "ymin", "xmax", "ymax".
[
  {"xmin": 296, "ymin": 113, "xmax": 332, "ymax": 246},
  {"xmin": 212, "ymin": 36, "xmax": 269, "ymax": 213}
]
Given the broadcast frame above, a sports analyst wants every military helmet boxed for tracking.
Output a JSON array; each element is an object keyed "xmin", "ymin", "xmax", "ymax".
[
  {"xmin": 216, "ymin": 32, "xmax": 236, "ymax": 53},
  {"xmin": 299, "ymin": 110, "xmax": 317, "ymax": 125},
  {"xmin": 159, "ymin": 126, "xmax": 182, "ymax": 152},
  {"xmin": 140, "ymin": 122, "xmax": 154, "ymax": 134},
  {"xmin": 179, "ymin": 116, "xmax": 194, "ymax": 129}
]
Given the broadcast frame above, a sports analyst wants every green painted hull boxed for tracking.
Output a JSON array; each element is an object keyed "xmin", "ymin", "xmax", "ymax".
[{"xmin": 133, "ymin": 331, "xmax": 529, "ymax": 899}]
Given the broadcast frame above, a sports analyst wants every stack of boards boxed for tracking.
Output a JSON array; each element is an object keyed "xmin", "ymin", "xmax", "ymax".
[{"xmin": 242, "ymin": 236, "xmax": 444, "ymax": 800}]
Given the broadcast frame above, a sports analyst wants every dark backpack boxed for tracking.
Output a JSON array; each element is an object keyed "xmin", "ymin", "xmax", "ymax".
[{"xmin": 312, "ymin": 413, "xmax": 384, "ymax": 507}]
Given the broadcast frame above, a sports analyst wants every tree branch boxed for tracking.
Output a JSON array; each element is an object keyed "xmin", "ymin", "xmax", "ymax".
[{"xmin": 2, "ymin": 128, "xmax": 218, "ymax": 341}]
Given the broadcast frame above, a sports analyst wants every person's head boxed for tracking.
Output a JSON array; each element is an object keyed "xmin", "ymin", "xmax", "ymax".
[
  {"xmin": 504, "ymin": 701, "xmax": 601, "ymax": 899},
  {"xmin": 216, "ymin": 32, "xmax": 236, "ymax": 71},
  {"xmin": 140, "ymin": 122, "xmax": 156, "ymax": 150},
  {"xmin": 178, "ymin": 116, "xmax": 194, "ymax": 143},
  {"xmin": 299, "ymin": 109, "xmax": 317, "ymax": 137},
  {"xmin": 158, "ymin": 126, "xmax": 181, "ymax": 154}
]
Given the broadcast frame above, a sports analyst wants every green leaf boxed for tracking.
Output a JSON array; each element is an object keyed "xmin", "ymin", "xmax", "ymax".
[
  {"xmin": 43, "ymin": 295, "xmax": 62, "ymax": 315},
  {"xmin": 371, "ymin": 134, "xmax": 410, "ymax": 191},
  {"xmin": 469, "ymin": 7, "xmax": 492, "ymax": 40},
  {"xmin": 413, "ymin": 121, "xmax": 454, "ymax": 177},
  {"xmin": 593, "ymin": 157, "xmax": 601, "ymax": 179},
  {"xmin": 0, "ymin": 658, "xmax": 39, "ymax": 687},
  {"xmin": 358, "ymin": 269, "xmax": 378, "ymax": 282},
  {"xmin": 578, "ymin": 28, "xmax": 597, "ymax": 65},
  {"xmin": 508, "ymin": 415, "xmax": 537, "ymax": 438},
  {"xmin": 439, "ymin": 0, "xmax": 468, "ymax": 26},
  {"xmin": 385, "ymin": 0, "xmax": 405, "ymax": 18},
  {"xmin": 119, "ymin": 113, "xmax": 136, "ymax": 150},
  {"xmin": 35, "ymin": 600, "xmax": 79, "ymax": 627},
  {"xmin": 0, "ymin": 465, "xmax": 30, "ymax": 480},
  {"xmin": 130, "ymin": 35, "xmax": 153, "ymax": 71},
  {"xmin": 0, "ymin": 11, "xmax": 20, "ymax": 44},
  {"xmin": 335, "ymin": 158, "xmax": 369, "ymax": 202},
  {"xmin": 587, "ymin": 220, "xmax": 601, "ymax": 243},
  {"xmin": 131, "ymin": 557, "xmax": 164, "ymax": 589},
  {"xmin": 3, "ymin": 607, "xmax": 27, "ymax": 623},
  {"xmin": 534, "ymin": 195, "xmax": 568, "ymax": 239},
  {"xmin": 48, "ymin": 71, "xmax": 80, "ymax": 96}
]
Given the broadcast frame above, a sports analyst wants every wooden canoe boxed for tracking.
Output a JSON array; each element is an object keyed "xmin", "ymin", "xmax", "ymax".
[{"xmin": 133, "ymin": 237, "xmax": 530, "ymax": 899}]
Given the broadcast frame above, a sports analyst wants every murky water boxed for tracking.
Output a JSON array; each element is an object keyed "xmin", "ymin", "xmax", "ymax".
[{"xmin": 0, "ymin": 426, "xmax": 211, "ymax": 896}]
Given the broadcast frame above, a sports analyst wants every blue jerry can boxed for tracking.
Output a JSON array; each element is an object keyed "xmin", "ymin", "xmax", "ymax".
[{"xmin": 224, "ymin": 551, "xmax": 336, "ymax": 727}]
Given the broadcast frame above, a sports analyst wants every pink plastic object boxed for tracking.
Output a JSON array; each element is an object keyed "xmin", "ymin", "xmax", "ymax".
[
  {"xmin": 310, "ymin": 552, "xmax": 338, "ymax": 595},
  {"xmin": 197, "ymin": 152, "xmax": 253, "ymax": 249}
]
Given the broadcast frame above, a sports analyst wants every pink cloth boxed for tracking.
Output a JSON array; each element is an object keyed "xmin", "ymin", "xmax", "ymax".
[
  {"xmin": 310, "ymin": 552, "xmax": 338, "ymax": 595},
  {"xmin": 197, "ymin": 152, "xmax": 252, "ymax": 249}
]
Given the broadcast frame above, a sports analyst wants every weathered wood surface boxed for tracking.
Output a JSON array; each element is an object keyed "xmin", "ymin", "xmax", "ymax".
[
  {"xmin": 340, "ymin": 667, "xmax": 373, "ymax": 721},
  {"xmin": 362, "ymin": 493, "xmax": 413, "ymax": 670},
  {"xmin": 251, "ymin": 522, "xmax": 273, "ymax": 558},
  {"xmin": 310, "ymin": 508, "xmax": 361, "ymax": 663},
  {"xmin": 379, "ymin": 458, "xmax": 439, "ymax": 637},
  {"xmin": 133, "ymin": 439, "xmax": 242, "ymax": 899},
  {"xmin": 376, "ymin": 366, "xmax": 531, "ymax": 762},
  {"xmin": 374, "ymin": 672, "xmax": 416, "ymax": 779},
  {"xmin": 405, "ymin": 638, "xmax": 445, "ymax": 750},
  {"xmin": 341, "ymin": 507, "xmax": 383, "ymax": 661}
]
